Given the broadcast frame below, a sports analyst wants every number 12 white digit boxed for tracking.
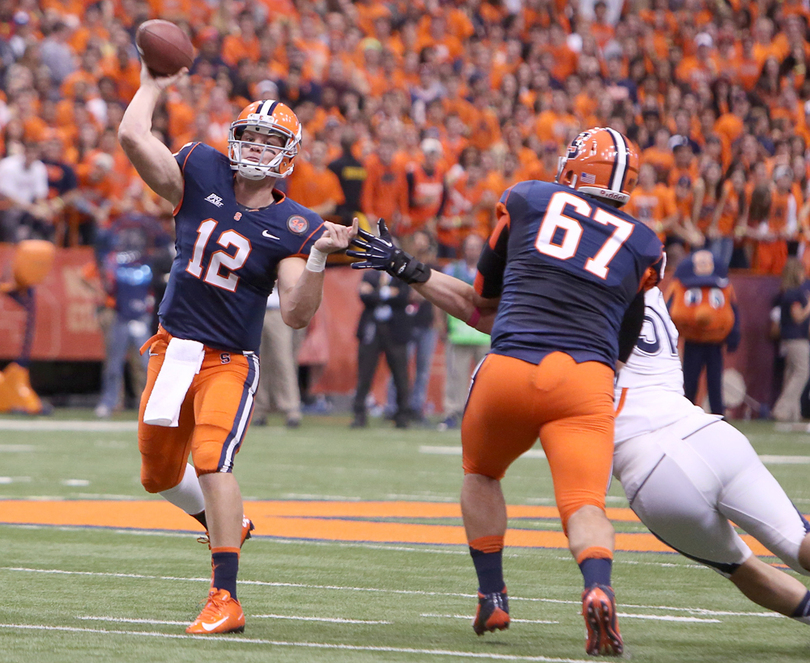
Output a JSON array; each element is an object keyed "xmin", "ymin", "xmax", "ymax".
[{"xmin": 186, "ymin": 219, "xmax": 252, "ymax": 292}]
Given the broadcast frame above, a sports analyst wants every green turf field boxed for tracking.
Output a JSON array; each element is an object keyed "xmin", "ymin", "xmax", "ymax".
[{"xmin": 1, "ymin": 413, "xmax": 810, "ymax": 662}]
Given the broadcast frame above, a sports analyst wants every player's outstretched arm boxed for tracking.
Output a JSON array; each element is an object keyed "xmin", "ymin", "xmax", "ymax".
[
  {"xmin": 118, "ymin": 64, "xmax": 185, "ymax": 208},
  {"xmin": 276, "ymin": 218, "xmax": 358, "ymax": 329},
  {"xmin": 348, "ymin": 219, "xmax": 498, "ymax": 333},
  {"xmin": 414, "ymin": 270, "xmax": 499, "ymax": 334}
]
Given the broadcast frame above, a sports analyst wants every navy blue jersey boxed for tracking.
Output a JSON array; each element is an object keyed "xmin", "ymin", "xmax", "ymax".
[
  {"xmin": 160, "ymin": 143, "xmax": 324, "ymax": 352},
  {"xmin": 477, "ymin": 181, "xmax": 663, "ymax": 367}
]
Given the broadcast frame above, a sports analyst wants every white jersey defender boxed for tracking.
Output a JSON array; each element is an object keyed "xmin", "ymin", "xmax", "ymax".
[{"xmin": 613, "ymin": 288, "xmax": 810, "ymax": 583}]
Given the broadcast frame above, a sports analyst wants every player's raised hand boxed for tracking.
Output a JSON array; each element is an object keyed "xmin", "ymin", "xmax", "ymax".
[
  {"xmin": 313, "ymin": 217, "xmax": 359, "ymax": 254},
  {"xmin": 140, "ymin": 62, "xmax": 188, "ymax": 90},
  {"xmin": 347, "ymin": 219, "xmax": 431, "ymax": 284}
]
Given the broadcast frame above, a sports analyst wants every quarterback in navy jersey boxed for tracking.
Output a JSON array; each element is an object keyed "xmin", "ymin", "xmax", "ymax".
[
  {"xmin": 119, "ymin": 64, "xmax": 356, "ymax": 635},
  {"xmin": 164, "ymin": 140, "xmax": 326, "ymax": 353},
  {"xmin": 350, "ymin": 127, "xmax": 663, "ymax": 656}
]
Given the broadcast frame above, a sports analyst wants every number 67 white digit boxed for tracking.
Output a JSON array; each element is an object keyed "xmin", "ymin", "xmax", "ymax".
[{"xmin": 534, "ymin": 191, "xmax": 635, "ymax": 280}]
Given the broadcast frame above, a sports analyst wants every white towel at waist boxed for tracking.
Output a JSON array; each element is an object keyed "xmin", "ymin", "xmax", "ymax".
[{"xmin": 143, "ymin": 337, "xmax": 205, "ymax": 427}]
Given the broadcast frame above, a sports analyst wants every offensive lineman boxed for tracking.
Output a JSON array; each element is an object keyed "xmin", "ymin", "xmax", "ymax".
[
  {"xmin": 350, "ymin": 127, "xmax": 664, "ymax": 656},
  {"xmin": 350, "ymin": 149, "xmax": 810, "ymax": 651},
  {"xmin": 118, "ymin": 64, "xmax": 356, "ymax": 634}
]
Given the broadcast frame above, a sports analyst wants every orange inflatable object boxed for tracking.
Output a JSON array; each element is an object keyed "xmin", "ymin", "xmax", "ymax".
[
  {"xmin": 12, "ymin": 240, "xmax": 56, "ymax": 289},
  {"xmin": 666, "ymin": 251, "xmax": 737, "ymax": 344},
  {"xmin": 0, "ymin": 362, "xmax": 44, "ymax": 414}
]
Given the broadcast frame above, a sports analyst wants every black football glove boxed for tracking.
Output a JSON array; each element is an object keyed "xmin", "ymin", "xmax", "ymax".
[{"xmin": 346, "ymin": 219, "xmax": 431, "ymax": 284}]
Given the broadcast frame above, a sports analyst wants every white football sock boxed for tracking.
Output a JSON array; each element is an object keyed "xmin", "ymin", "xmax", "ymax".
[{"xmin": 159, "ymin": 463, "xmax": 205, "ymax": 515}]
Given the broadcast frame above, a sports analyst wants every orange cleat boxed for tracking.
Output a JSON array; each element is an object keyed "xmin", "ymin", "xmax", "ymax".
[
  {"xmin": 582, "ymin": 584, "xmax": 623, "ymax": 656},
  {"xmin": 186, "ymin": 588, "xmax": 245, "ymax": 634},
  {"xmin": 472, "ymin": 589, "xmax": 510, "ymax": 635}
]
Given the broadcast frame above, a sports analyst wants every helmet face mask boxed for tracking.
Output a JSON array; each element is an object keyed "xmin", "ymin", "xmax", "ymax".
[
  {"xmin": 555, "ymin": 127, "xmax": 639, "ymax": 206},
  {"xmin": 228, "ymin": 100, "xmax": 302, "ymax": 180}
]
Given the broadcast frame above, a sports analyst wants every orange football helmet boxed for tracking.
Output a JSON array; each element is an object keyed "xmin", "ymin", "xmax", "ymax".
[
  {"xmin": 228, "ymin": 100, "xmax": 302, "ymax": 180},
  {"xmin": 555, "ymin": 127, "xmax": 639, "ymax": 206}
]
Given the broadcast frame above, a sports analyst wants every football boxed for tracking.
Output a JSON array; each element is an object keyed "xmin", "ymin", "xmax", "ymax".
[{"xmin": 135, "ymin": 19, "xmax": 194, "ymax": 77}]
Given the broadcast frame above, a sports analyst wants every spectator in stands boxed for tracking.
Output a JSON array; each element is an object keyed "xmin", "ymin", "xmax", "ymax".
[
  {"xmin": 12, "ymin": 0, "xmax": 810, "ymax": 431},
  {"xmin": 39, "ymin": 21, "xmax": 76, "ymax": 86},
  {"xmin": 755, "ymin": 165, "xmax": 798, "ymax": 275},
  {"xmin": 773, "ymin": 259, "xmax": 810, "ymax": 423},
  {"xmin": 405, "ymin": 137, "xmax": 447, "ymax": 238},
  {"xmin": 625, "ymin": 162, "xmax": 676, "ymax": 239},
  {"xmin": 361, "ymin": 136, "xmax": 409, "ymax": 234},
  {"xmin": 328, "ymin": 129, "xmax": 367, "ymax": 226},
  {"xmin": 384, "ymin": 230, "xmax": 438, "ymax": 424},
  {"xmin": 287, "ymin": 140, "xmax": 345, "ymax": 218},
  {"xmin": 438, "ymin": 233, "xmax": 490, "ymax": 431},
  {"xmin": 352, "ymin": 269, "xmax": 411, "ymax": 429},
  {"xmin": 253, "ymin": 290, "xmax": 303, "ymax": 429},
  {"xmin": 711, "ymin": 164, "xmax": 749, "ymax": 270},
  {"xmin": 692, "ymin": 160, "xmax": 725, "ymax": 254},
  {"xmin": 668, "ymin": 134, "xmax": 699, "ymax": 187},
  {"xmin": 95, "ymin": 225, "xmax": 154, "ymax": 419},
  {"xmin": 39, "ymin": 132, "xmax": 78, "ymax": 247},
  {"xmin": 0, "ymin": 140, "xmax": 50, "ymax": 242}
]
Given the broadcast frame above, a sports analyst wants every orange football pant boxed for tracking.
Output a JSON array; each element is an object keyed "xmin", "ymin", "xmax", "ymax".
[
  {"xmin": 461, "ymin": 352, "xmax": 615, "ymax": 530},
  {"xmin": 138, "ymin": 328, "xmax": 259, "ymax": 493}
]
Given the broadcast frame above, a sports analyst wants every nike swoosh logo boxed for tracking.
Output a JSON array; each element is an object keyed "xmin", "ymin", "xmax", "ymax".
[
  {"xmin": 148, "ymin": 351, "xmax": 159, "ymax": 357},
  {"xmin": 262, "ymin": 230, "xmax": 280, "ymax": 240},
  {"xmin": 201, "ymin": 616, "xmax": 230, "ymax": 632}
]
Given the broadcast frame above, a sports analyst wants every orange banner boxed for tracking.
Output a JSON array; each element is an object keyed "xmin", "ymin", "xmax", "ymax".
[
  {"xmin": 0, "ymin": 244, "xmax": 104, "ymax": 360},
  {"xmin": 0, "ymin": 250, "xmax": 783, "ymax": 415}
]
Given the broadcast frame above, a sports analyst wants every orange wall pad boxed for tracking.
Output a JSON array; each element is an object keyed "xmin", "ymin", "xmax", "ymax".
[{"xmin": 0, "ymin": 499, "xmax": 778, "ymax": 558}]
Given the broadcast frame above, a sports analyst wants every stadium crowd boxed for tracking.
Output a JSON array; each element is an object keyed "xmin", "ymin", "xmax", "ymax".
[
  {"xmin": 1, "ymin": 0, "xmax": 810, "ymax": 273},
  {"xmin": 4, "ymin": 0, "xmax": 810, "ymax": 422}
]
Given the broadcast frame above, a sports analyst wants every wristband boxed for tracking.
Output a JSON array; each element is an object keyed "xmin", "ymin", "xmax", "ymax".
[
  {"xmin": 467, "ymin": 307, "xmax": 482, "ymax": 328},
  {"xmin": 306, "ymin": 247, "xmax": 328, "ymax": 273}
]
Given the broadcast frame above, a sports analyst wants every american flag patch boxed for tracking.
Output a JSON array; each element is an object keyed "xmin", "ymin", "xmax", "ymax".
[{"xmin": 581, "ymin": 172, "xmax": 596, "ymax": 184}]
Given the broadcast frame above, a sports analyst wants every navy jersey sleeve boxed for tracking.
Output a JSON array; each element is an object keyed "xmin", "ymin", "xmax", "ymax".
[
  {"xmin": 173, "ymin": 142, "xmax": 201, "ymax": 172},
  {"xmin": 283, "ymin": 203, "xmax": 327, "ymax": 258},
  {"xmin": 171, "ymin": 142, "xmax": 206, "ymax": 216}
]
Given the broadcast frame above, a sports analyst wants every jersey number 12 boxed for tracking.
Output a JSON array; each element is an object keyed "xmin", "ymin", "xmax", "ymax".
[{"xmin": 186, "ymin": 219, "xmax": 252, "ymax": 292}]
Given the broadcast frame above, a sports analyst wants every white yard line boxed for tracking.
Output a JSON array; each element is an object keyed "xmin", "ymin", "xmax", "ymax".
[
  {"xmin": 78, "ymin": 616, "xmax": 186, "ymax": 626},
  {"xmin": 420, "ymin": 446, "xmax": 547, "ymax": 460},
  {"xmin": 0, "ymin": 566, "xmax": 777, "ymax": 618},
  {"xmin": 617, "ymin": 613, "xmax": 720, "ymax": 623},
  {"xmin": 0, "ymin": 444, "xmax": 34, "ymax": 452},
  {"xmin": 422, "ymin": 612, "xmax": 719, "ymax": 624},
  {"xmin": 758, "ymin": 455, "xmax": 810, "ymax": 465},
  {"xmin": 0, "ymin": 420, "xmax": 138, "ymax": 431},
  {"xmin": 421, "ymin": 613, "xmax": 558, "ymax": 625},
  {"xmin": 0, "ymin": 623, "xmax": 595, "ymax": 662},
  {"xmin": 252, "ymin": 614, "xmax": 391, "ymax": 624},
  {"xmin": 419, "ymin": 445, "xmax": 810, "ymax": 466},
  {"xmin": 80, "ymin": 614, "xmax": 392, "ymax": 626}
]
